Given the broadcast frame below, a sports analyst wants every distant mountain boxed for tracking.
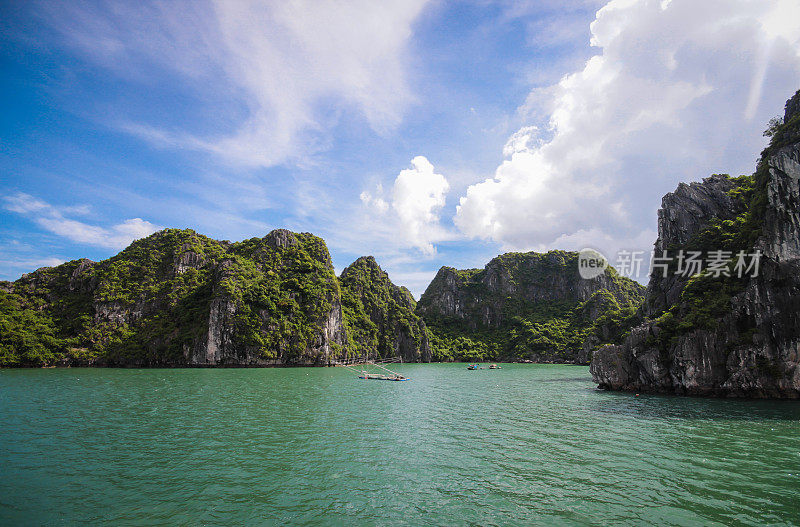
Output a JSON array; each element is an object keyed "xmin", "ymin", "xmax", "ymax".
[
  {"xmin": 591, "ymin": 90, "xmax": 800, "ymax": 398},
  {"xmin": 417, "ymin": 251, "xmax": 645, "ymax": 364}
]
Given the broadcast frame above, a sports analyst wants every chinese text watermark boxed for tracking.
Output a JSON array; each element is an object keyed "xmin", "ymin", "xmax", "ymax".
[{"xmin": 578, "ymin": 249, "xmax": 762, "ymax": 280}]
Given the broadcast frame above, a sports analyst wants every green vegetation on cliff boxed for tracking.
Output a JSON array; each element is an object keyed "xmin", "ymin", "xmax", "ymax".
[
  {"xmin": 0, "ymin": 289, "xmax": 71, "ymax": 366},
  {"xmin": 417, "ymin": 251, "xmax": 645, "ymax": 363},
  {"xmin": 338, "ymin": 257, "xmax": 429, "ymax": 362},
  {"xmin": 223, "ymin": 232, "xmax": 341, "ymax": 362},
  {"xmin": 2, "ymin": 232, "xmax": 644, "ymax": 367},
  {"xmin": 0, "ymin": 229, "xmax": 344, "ymax": 366}
]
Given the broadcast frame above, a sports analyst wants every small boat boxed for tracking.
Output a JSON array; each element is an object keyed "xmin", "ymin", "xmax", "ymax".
[
  {"xmin": 489, "ymin": 364, "xmax": 501, "ymax": 369},
  {"xmin": 467, "ymin": 364, "xmax": 478, "ymax": 370}
]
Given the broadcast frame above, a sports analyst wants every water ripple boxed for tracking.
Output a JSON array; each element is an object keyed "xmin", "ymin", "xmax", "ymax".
[{"xmin": 1, "ymin": 365, "xmax": 799, "ymax": 525}]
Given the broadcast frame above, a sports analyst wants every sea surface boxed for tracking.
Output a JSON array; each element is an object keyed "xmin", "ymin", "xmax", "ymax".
[{"xmin": 1, "ymin": 364, "xmax": 799, "ymax": 526}]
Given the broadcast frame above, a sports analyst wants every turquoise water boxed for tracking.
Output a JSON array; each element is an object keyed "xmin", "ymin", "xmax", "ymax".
[{"xmin": 1, "ymin": 364, "xmax": 799, "ymax": 526}]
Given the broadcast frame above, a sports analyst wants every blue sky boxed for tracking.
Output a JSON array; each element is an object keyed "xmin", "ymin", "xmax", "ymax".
[{"xmin": 2, "ymin": 0, "xmax": 800, "ymax": 296}]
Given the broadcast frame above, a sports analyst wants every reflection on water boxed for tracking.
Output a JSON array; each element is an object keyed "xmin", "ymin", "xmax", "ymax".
[{"xmin": 1, "ymin": 364, "xmax": 798, "ymax": 526}]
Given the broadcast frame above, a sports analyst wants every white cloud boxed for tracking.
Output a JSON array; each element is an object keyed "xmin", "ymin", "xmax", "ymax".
[
  {"xmin": 455, "ymin": 0, "xmax": 800, "ymax": 263},
  {"xmin": 359, "ymin": 185, "xmax": 389, "ymax": 213},
  {"xmin": 4, "ymin": 193, "xmax": 49, "ymax": 214},
  {"xmin": 360, "ymin": 156, "xmax": 452, "ymax": 256},
  {"xmin": 392, "ymin": 157, "xmax": 451, "ymax": 255},
  {"xmin": 4, "ymin": 193, "xmax": 161, "ymax": 250},
  {"xmin": 502, "ymin": 126, "xmax": 540, "ymax": 157},
  {"xmin": 39, "ymin": 0, "xmax": 429, "ymax": 167}
]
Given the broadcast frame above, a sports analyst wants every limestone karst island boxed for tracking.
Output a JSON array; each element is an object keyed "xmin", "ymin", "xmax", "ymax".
[{"xmin": 2, "ymin": 2, "xmax": 800, "ymax": 525}]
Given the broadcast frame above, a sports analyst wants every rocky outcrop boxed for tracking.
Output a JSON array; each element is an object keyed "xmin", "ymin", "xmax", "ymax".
[
  {"xmin": 417, "ymin": 251, "xmax": 644, "ymax": 363},
  {"xmin": 591, "ymin": 90, "xmax": 800, "ymax": 398},
  {"xmin": 418, "ymin": 252, "xmax": 642, "ymax": 329},
  {"xmin": 1, "ymin": 228, "xmax": 351, "ymax": 367},
  {"xmin": 174, "ymin": 230, "xmax": 349, "ymax": 366},
  {"xmin": 339, "ymin": 256, "xmax": 430, "ymax": 362},
  {"xmin": 645, "ymin": 174, "xmax": 746, "ymax": 315},
  {"xmin": 1, "ymin": 227, "xmax": 445, "ymax": 367},
  {"xmin": 761, "ymin": 143, "xmax": 800, "ymax": 260}
]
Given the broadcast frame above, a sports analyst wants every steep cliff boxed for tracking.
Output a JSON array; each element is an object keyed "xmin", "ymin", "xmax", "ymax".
[
  {"xmin": 1, "ymin": 229, "xmax": 348, "ymax": 366},
  {"xmin": 339, "ymin": 256, "xmax": 430, "ymax": 362},
  {"xmin": 0, "ymin": 228, "xmax": 438, "ymax": 367},
  {"xmin": 591, "ymin": 90, "xmax": 800, "ymax": 398},
  {"xmin": 416, "ymin": 251, "xmax": 645, "ymax": 363}
]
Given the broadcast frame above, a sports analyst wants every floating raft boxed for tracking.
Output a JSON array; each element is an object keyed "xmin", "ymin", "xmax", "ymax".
[
  {"xmin": 344, "ymin": 360, "xmax": 410, "ymax": 381},
  {"xmin": 358, "ymin": 374, "xmax": 410, "ymax": 381}
]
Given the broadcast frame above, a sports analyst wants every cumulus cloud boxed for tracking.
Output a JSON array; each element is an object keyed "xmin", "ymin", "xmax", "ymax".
[
  {"xmin": 37, "ymin": 0, "xmax": 428, "ymax": 167},
  {"xmin": 360, "ymin": 156, "xmax": 451, "ymax": 255},
  {"xmin": 4, "ymin": 193, "xmax": 161, "ymax": 250},
  {"xmin": 455, "ymin": 0, "xmax": 800, "ymax": 263},
  {"xmin": 392, "ymin": 157, "xmax": 451, "ymax": 254}
]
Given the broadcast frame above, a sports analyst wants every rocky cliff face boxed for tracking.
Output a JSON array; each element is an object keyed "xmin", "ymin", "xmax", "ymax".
[
  {"xmin": 339, "ymin": 256, "xmax": 430, "ymax": 362},
  {"xmin": 1, "ymin": 229, "xmax": 351, "ymax": 366},
  {"xmin": 418, "ymin": 252, "xmax": 642, "ymax": 327},
  {"xmin": 645, "ymin": 174, "xmax": 747, "ymax": 316},
  {"xmin": 184, "ymin": 229, "xmax": 348, "ymax": 366},
  {"xmin": 417, "ymin": 251, "xmax": 644, "ymax": 363},
  {"xmin": 0, "ymin": 228, "xmax": 440, "ymax": 367},
  {"xmin": 591, "ymin": 90, "xmax": 800, "ymax": 398}
]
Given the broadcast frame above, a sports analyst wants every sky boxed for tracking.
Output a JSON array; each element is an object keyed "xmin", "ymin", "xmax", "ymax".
[{"xmin": 2, "ymin": 0, "xmax": 800, "ymax": 297}]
